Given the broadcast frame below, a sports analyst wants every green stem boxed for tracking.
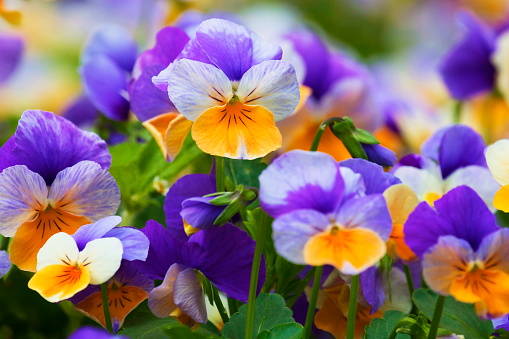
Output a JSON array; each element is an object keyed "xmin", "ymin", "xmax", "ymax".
[
  {"xmin": 303, "ymin": 266, "xmax": 323, "ymax": 339},
  {"xmin": 453, "ymin": 101, "xmax": 463, "ymax": 124},
  {"xmin": 0, "ymin": 236, "xmax": 9, "ymax": 251},
  {"xmin": 245, "ymin": 211, "xmax": 269, "ymax": 339},
  {"xmin": 346, "ymin": 275, "xmax": 359, "ymax": 339},
  {"xmin": 403, "ymin": 265, "xmax": 417, "ymax": 314},
  {"xmin": 215, "ymin": 156, "xmax": 225, "ymax": 192},
  {"xmin": 212, "ymin": 286, "xmax": 229, "ymax": 324},
  {"xmin": 310, "ymin": 117, "xmax": 345, "ymax": 152},
  {"xmin": 228, "ymin": 297, "xmax": 239, "ymax": 317},
  {"xmin": 286, "ymin": 266, "xmax": 316, "ymax": 308},
  {"xmin": 101, "ymin": 283, "xmax": 113, "ymax": 333},
  {"xmin": 427, "ymin": 295, "xmax": 446, "ymax": 339}
]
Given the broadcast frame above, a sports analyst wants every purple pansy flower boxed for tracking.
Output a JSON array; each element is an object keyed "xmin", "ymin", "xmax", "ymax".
[
  {"xmin": 68, "ymin": 326, "xmax": 129, "ymax": 339},
  {"xmin": 138, "ymin": 220, "xmax": 258, "ymax": 325},
  {"xmin": 0, "ymin": 33, "xmax": 23, "ymax": 84},
  {"xmin": 259, "ymin": 150, "xmax": 392, "ymax": 275},
  {"xmin": 392, "ymin": 125, "xmax": 498, "ymax": 208},
  {"xmin": 405, "ymin": 186, "xmax": 509, "ymax": 319}
]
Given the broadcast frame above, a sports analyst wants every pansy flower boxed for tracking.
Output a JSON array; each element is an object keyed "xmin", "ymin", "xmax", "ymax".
[
  {"xmin": 259, "ymin": 150, "xmax": 392, "ymax": 275},
  {"xmin": 139, "ymin": 220, "xmax": 258, "ymax": 325},
  {"xmin": 392, "ymin": 125, "xmax": 498, "ymax": 208},
  {"xmin": 405, "ymin": 186, "xmax": 509, "ymax": 318},
  {"xmin": 156, "ymin": 18, "xmax": 300, "ymax": 159},
  {"xmin": 0, "ymin": 110, "xmax": 119, "ymax": 271},
  {"xmin": 0, "ymin": 33, "xmax": 23, "ymax": 84},
  {"xmin": 68, "ymin": 326, "xmax": 128, "ymax": 339}
]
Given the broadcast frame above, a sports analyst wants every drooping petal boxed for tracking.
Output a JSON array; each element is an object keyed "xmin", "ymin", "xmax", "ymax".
[
  {"xmin": 79, "ymin": 237, "xmax": 123, "ymax": 285},
  {"xmin": 0, "ymin": 165, "xmax": 48, "ymax": 237},
  {"xmin": 167, "ymin": 59, "xmax": 233, "ymax": 121},
  {"xmin": 192, "ymin": 103, "xmax": 282, "ymax": 159},
  {"xmin": 259, "ymin": 150, "xmax": 344, "ymax": 217},
  {"xmin": 80, "ymin": 55, "xmax": 130, "ymax": 121},
  {"xmin": 236, "ymin": 60, "xmax": 300, "ymax": 122},
  {"xmin": 423, "ymin": 236, "xmax": 474, "ymax": 296},
  {"xmin": 48, "ymin": 161, "xmax": 120, "ymax": 222},
  {"xmin": 28, "ymin": 264, "xmax": 91, "ymax": 303},
  {"xmin": 340, "ymin": 158, "xmax": 401, "ymax": 194},
  {"xmin": 195, "ymin": 18, "xmax": 253, "ymax": 81},
  {"xmin": 335, "ymin": 195, "xmax": 393, "ymax": 241},
  {"xmin": 360, "ymin": 266, "xmax": 385, "ymax": 313},
  {"xmin": 104, "ymin": 227, "xmax": 149, "ymax": 261},
  {"xmin": 72, "ymin": 216, "xmax": 122, "ymax": 251},
  {"xmin": 0, "ymin": 33, "xmax": 23, "ymax": 84},
  {"xmin": 143, "ymin": 113, "xmax": 181, "ymax": 159},
  {"xmin": 148, "ymin": 263, "xmax": 185, "ymax": 318},
  {"xmin": 9, "ymin": 110, "xmax": 111, "ymax": 184},
  {"xmin": 164, "ymin": 114, "xmax": 193, "ymax": 161},
  {"xmin": 304, "ymin": 227, "xmax": 386, "ymax": 275},
  {"xmin": 180, "ymin": 197, "xmax": 225, "ymax": 230},
  {"xmin": 272, "ymin": 209, "xmax": 329, "ymax": 265},
  {"xmin": 173, "ymin": 267, "xmax": 207, "ymax": 323},
  {"xmin": 486, "ymin": 139, "xmax": 509, "ymax": 186},
  {"xmin": 444, "ymin": 166, "xmax": 498, "ymax": 208}
]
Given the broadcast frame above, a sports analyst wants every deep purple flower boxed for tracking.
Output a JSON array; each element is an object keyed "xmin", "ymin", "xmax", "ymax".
[
  {"xmin": 0, "ymin": 33, "xmax": 23, "ymax": 84},
  {"xmin": 68, "ymin": 326, "xmax": 129, "ymax": 339}
]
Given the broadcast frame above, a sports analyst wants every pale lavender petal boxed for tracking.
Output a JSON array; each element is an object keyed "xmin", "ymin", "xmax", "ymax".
[
  {"xmin": 195, "ymin": 18, "xmax": 253, "ymax": 81},
  {"xmin": 0, "ymin": 165, "xmax": 48, "ymax": 237},
  {"xmin": 392, "ymin": 165, "xmax": 443, "ymax": 201},
  {"xmin": 48, "ymin": 161, "xmax": 120, "ymax": 222},
  {"xmin": 272, "ymin": 209, "xmax": 329, "ymax": 265},
  {"xmin": 421, "ymin": 127, "xmax": 446, "ymax": 162},
  {"xmin": 236, "ymin": 60, "xmax": 300, "ymax": 122},
  {"xmin": 80, "ymin": 55, "xmax": 130, "ymax": 121},
  {"xmin": 72, "ymin": 216, "xmax": 122, "ymax": 251},
  {"xmin": 338, "ymin": 167, "xmax": 365, "ymax": 200},
  {"xmin": 250, "ymin": 31, "xmax": 282, "ymax": 65},
  {"xmin": 175, "ymin": 38, "xmax": 212, "ymax": 65},
  {"xmin": 174, "ymin": 267, "xmax": 207, "ymax": 323},
  {"xmin": 476, "ymin": 229, "xmax": 509, "ymax": 272},
  {"xmin": 167, "ymin": 59, "xmax": 233, "ymax": 121},
  {"xmin": 259, "ymin": 150, "xmax": 344, "ymax": 218},
  {"xmin": 105, "ymin": 227, "xmax": 149, "ymax": 261},
  {"xmin": 0, "ymin": 250, "xmax": 11, "ymax": 278},
  {"xmin": 148, "ymin": 263, "xmax": 185, "ymax": 318},
  {"xmin": 444, "ymin": 166, "xmax": 498, "ymax": 208},
  {"xmin": 335, "ymin": 194, "xmax": 392, "ymax": 240},
  {"xmin": 493, "ymin": 315, "xmax": 509, "ymax": 330},
  {"xmin": 0, "ymin": 34, "xmax": 23, "ymax": 83},
  {"xmin": 360, "ymin": 266, "xmax": 384, "ymax": 313},
  {"xmin": 340, "ymin": 158, "xmax": 401, "ymax": 194},
  {"xmin": 180, "ymin": 197, "xmax": 225, "ymax": 230},
  {"xmin": 11, "ymin": 110, "xmax": 111, "ymax": 184}
]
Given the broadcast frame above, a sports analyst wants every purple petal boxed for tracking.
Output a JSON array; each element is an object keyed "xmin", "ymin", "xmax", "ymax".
[
  {"xmin": 360, "ymin": 266, "xmax": 384, "ymax": 314},
  {"xmin": 405, "ymin": 186, "xmax": 499, "ymax": 257},
  {"xmin": 335, "ymin": 194, "xmax": 393, "ymax": 240},
  {"xmin": 361, "ymin": 144, "xmax": 397, "ymax": 167},
  {"xmin": 80, "ymin": 55, "xmax": 130, "ymax": 121},
  {"xmin": 180, "ymin": 197, "xmax": 225, "ymax": 230},
  {"xmin": 164, "ymin": 174, "xmax": 216, "ymax": 241},
  {"xmin": 0, "ymin": 250, "xmax": 11, "ymax": 278},
  {"xmin": 174, "ymin": 37, "xmax": 212, "ymax": 65},
  {"xmin": 195, "ymin": 19, "xmax": 253, "ymax": 81},
  {"xmin": 82, "ymin": 24, "xmax": 138, "ymax": 72},
  {"xmin": 69, "ymin": 326, "xmax": 128, "ymax": 339},
  {"xmin": 0, "ymin": 33, "xmax": 23, "ymax": 83},
  {"xmin": 421, "ymin": 128, "xmax": 446, "ymax": 162},
  {"xmin": 439, "ymin": 12, "xmax": 496, "ymax": 100},
  {"xmin": 174, "ymin": 267, "xmax": 207, "ymax": 323},
  {"xmin": 105, "ymin": 227, "xmax": 149, "ymax": 261},
  {"xmin": 493, "ymin": 315, "xmax": 509, "ymax": 331},
  {"xmin": 438, "ymin": 125, "xmax": 486, "ymax": 178},
  {"xmin": 135, "ymin": 26, "xmax": 189, "ymax": 72},
  {"xmin": 259, "ymin": 150, "xmax": 344, "ymax": 218},
  {"xmin": 6, "ymin": 110, "xmax": 111, "ymax": 184},
  {"xmin": 340, "ymin": 158, "xmax": 401, "ymax": 194},
  {"xmin": 392, "ymin": 154, "xmax": 427, "ymax": 171},
  {"xmin": 61, "ymin": 95, "xmax": 100, "ymax": 127},
  {"xmin": 72, "ymin": 216, "xmax": 122, "ymax": 251},
  {"xmin": 0, "ymin": 138, "xmax": 18, "ymax": 174},
  {"xmin": 191, "ymin": 224, "xmax": 259, "ymax": 301},
  {"xmin": 250, "ymin": 31, "xmax": 282, "ymax": 65},
  {"xmin": 129, "ymin": 64, "xmax": 176, "ymax": 121},
  {"xmin": 272, "ymin": 209, "xmax": 329, "ymax": 265},
  {"xmin": 476, "ymin": 228, "xmax": 509, "ymax": 272}
]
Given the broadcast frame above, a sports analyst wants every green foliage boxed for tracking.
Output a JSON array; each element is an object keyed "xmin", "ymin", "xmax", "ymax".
[
  {"xmin": 257, "ymin": 323, "xmax": 303, "ymax": 339},
  {"xmin": 364, "ymin": 310, "xmax": 410, "ymax": 338},
  {"xmin": 413, "ymin": 289, "xmax": 494, "ymax": 339},
  {"xmin": 222, "ymin": 293, "xmax": 301, "ymax": 339},
  {"xmin": 225, "ymin": 158, "xmax": 267, "ymax": 189}
]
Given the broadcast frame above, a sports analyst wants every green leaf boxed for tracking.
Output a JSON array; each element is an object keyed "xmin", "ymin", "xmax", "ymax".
[
  {"xmin": 353, "ymin": 128, "xmax": 380, "ymax": 145},
  {"xmin": 119, "ymin": 302, "xmax": 180, "ymax": 338},
  {"xmin": 364, "ymin": 310, "xmax": 411, "ymax": 338},
  {"xmin": 413, "ymin": 289, "xmax": 494, "ymax": 339},
  {"xmin": 256, "ymin": 323, "xmax": 303, "ymax": 339},
  {"xmin": 225, "ymin": 158, "xmax": 267, "ymax": 188},
  {"xmin": 222, "ymin": 294, "xmax": 298, "ymax": 339},
  {"xmin": 163, "ymin": 323, "xmax": 221, "ymax": 338}
]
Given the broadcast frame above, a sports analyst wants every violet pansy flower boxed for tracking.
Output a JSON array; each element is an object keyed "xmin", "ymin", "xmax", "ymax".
[
  {"xmin": 406, "ymin": 186, "xmax": 509, "ymax": 319},
  {"xmin": 0, "ymin": 33, "xmax": 23, "ymax": 84},
  {"xmin": 156, "ymin": 18, "xmax": 300, "ymax": 159},
  {"xmin": 259, "ymin": 150, "xmax": 392, "ymax": 275},
  {"xmin": 68, "ymin": 326, "xmax": 129, "ymax": 339},
  {"xmin": 0, "ymin": 110, "xmax": 119, "ymax": 272}
]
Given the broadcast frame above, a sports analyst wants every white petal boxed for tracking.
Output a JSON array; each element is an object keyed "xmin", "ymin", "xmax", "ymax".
[
  {"xmin": 78, "ymin": 237, "xmax": 123, "ymax": 285},
  {"xmin": 36, "ymin": 232, "xmax": 79, "ymax": 271},
  {"xmin": 236, "ymin": 60, "xmax": 300, "ymax": 122},
  {"xmin": 168, "ymin": 59, "xmax": 233, "ymax": 121},
  {"xmin": 393, "ymin": 166, "xmax": 444, "ymax": 201},
  {"xmin": 486, "ymin": 139, "xmax": 509, "ymax": 186},
  {"xmin": 493, "ymin": 31, "xmax": 509, "ymax": 107},
  {"xmin": 445, "ymin": 166, "xmax": 499, "ymax": 209}
]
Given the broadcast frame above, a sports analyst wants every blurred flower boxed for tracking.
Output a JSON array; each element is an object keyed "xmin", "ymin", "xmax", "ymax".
[
  {"xmin": 485, "ymin": 139, "xmax": 509, "ymax": 212},
  {"xmin": 157, "ymin": 18, "xmax": 300, "ymax": 159},
  {"xmin": 68, "ymin": 326, "xmax": 129, "ymax": 339},
  {"xmin": 0, "ymin": 250, "xmax": 10, "ymax": 279},
  {"xmin": 0, "ymin": 0, "xmax": 20, "ymax": 25},
  {"xmin": 0, "ymin": 33, "xmax": 23, "ymax": 84},
  {"xmin": 405, "ymin": 186, "xmax": 509, "ymax": 318},
  {"xmin": 259, "ymin": 150, "xmax": 392, "ymax": 275},
  {"xmin": 393, "ymin": 125, "xmax": 498, "ymax": 208},
  {"xmin": 0, "ymin": 110, "xmax": 119, "ymax": 271}
]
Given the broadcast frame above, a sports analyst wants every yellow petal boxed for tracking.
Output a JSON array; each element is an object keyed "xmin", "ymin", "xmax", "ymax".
[
  {"xmin": 303, "ymin": 228, "xmax": 386, "ymax": 274},
  {"xmin": 388, "ymin": 223, "xmax": 417, "ymax": 262},
  {"xmin": 383, "ymin": 184, "xmax": 419, "ymax": 225},
  {"xmin": 192, "ymin": 102, "xmax": 281, "ymax": 159},
  {"xmin": 28, "ymin": 264, "xmax": 91, "ymax": 302},
  {"xmin": 143, "ymin": 113, "xmax": 181, "ymax": 159},
  {"xmin": 494, "ymin": 185, "xmax": 509, "ymax": 212},
  {"xmin": 164, "ymin": 114, "xmax": 193, "ymax": 161}
]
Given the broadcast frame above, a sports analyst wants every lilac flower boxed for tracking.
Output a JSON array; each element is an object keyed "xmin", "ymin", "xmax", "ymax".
[
  {"xmin": 156, "ymin": 18, "xmax": 300, "ymax": 159},
  {"xmin": 259, "ymin": 150, "xmax": 392, "ymax": 275},
  {"xmin": 405, "ymin": 186, "xmax": 509, "ymax": 318},
  {"xmin": 0, "ymin": 110, "xmax": 119, "ymax": 271},
  {"xmin": 0, "ymin": 33, "xmax": 23, "ymax": 84},
  {"xmin": 138, "ymin": 220, "xmax": 257, "ymax": 325},
  {"xmin": 392, "ymin": 125, "xmax": 498, "ymax": 208}
]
